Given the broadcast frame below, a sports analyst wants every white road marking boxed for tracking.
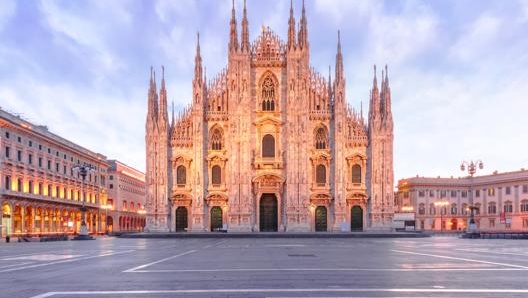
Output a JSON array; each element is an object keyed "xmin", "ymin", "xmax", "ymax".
[
  {"xmin": 3, "ymin": 254, "xmax": 82, "ymax": 261},
  {"xmin": 265, "ymin": 244, "xmax": 306, "ymax": 247},
  {"xmin": 456, "ymin": 248, "xmax": 528, "ymax": 256},
  {"xmin": 0, "ymin": 250, "xmax": 135, "ymax": 273},
  {"xmin": 29, "ymin": 288, "xmax": 528, "ymax": 298},
  {"xmin": 126, "ymin": 267, "xmax": 528, "ymax": 273},
  {"xmin": 0, "ymin": 262, "xmax": 33, "ymax": 269},
  {"xmin": 392, "ymin": 249, "xmax": 528, "ymax": 269},
  {"xmin": 122, "ymin": 250, "xmax": 196, "ymax": 272}
]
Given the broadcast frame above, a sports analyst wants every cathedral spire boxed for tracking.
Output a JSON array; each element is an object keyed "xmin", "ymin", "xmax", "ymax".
[
  {"xmin": 287, "ymin": 0, "xmax": 296, "ymax": 50},
  {"xmin": 241, "ymin": 0, "xmax": 250, "ymax": 52},
  {"xmin": 298, "ymin": 0, "xmax": 308, "ymax": 50},
  {"xmin": 383, "ymin": 64, "xmax": 392, "ymax": 120},
  {"xmin": 194, "ymin": 32, "xmax": 203, "ymax": 84},
  {"xmin": 369, "ymin": 65, "xmax": 380, "ymax": 122},
  {"xmin": 229, "ymin": 0, "xmax": 239, "ymax": 52},
  {"xmin": 335, "ymin": 30, "xmax": 344, "ymax": 83},
  {"xmin": 159, "ymin": 66, "xmax": 168, "ymax": 123},
  {"xmin": 147, "ymin": 66, "xmax": 158, "ymax": 121}
]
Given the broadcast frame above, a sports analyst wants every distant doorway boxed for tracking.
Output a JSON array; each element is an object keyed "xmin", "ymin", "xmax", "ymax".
[
  {"xmin": 351, "ymin": 206, "xmax": 363, "ymax": 231},
  {"xmin": 450, "ymin": 218, "xmax": 458, "ymax": 231},
  {"xmin": 259, "ymin": 194, "xmax": 278, "ymax": 232},
  {"xmin": 210, "ymin": 206, "xmax": 223, "ymax": 231},
  {"xmin": 175, "ymin": 207, "xmax": 188, "ymax": 232},
  {"xmin": 315, "ymin": 206, "xmax": 327, "ymax": 232}
]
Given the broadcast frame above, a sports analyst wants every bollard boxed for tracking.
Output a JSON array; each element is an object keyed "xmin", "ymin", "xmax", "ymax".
[{"xmin": 6, "ymin": 236, "xmax": 10, "ymax": 243}]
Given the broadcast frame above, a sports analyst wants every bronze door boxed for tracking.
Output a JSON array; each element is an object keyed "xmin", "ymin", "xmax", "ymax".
[
  {"xmin": 175, "ymin": 207, "xmax": 188, "ymax": 232},
  {"xmin": 315, "ymin": 206, "xmax": 327, "ymax": 232},
  {"xmin": 259, "ymin": 194, "xmax": 278, "ymax": 232},
  {"xmin": 351, "ymin": 205, "xmax": 363, "ymax": 231},
  {"xmin": 210, "ymin": 206, "xmax": 223, "ymax": 231}
]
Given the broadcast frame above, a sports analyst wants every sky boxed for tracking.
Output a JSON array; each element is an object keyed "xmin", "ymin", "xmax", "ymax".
[{"xmin": 1, "ymin": 0, "xmax": 527, "ymax": 184}]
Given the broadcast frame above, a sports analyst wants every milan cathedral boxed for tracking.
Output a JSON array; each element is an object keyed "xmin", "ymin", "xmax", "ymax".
[{"xmin": 145, "ymin": 1, "xmax": 394, "ymax": 232}]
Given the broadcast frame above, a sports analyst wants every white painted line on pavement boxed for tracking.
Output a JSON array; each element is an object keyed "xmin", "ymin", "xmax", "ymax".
[
  {"xmin": 122, "ymin": 249, "xmax": 196, "ymax": 272},
  {"xmin": 392, "ymin": 249, "xmax": 528, "ymax": 269},
  {"xmin": 0, "ymin": 250, "xmax": 135, "ymax": 273},
  {"xmin": 455, "ymin": 248, "xmax": 528, "ymax": 256},
  {"xmin": 265, "ymin": 244, "xmax": 306, "ymax": 247},
  {"xmin": 126, "ymin": 267, "xmax": 528, "ymax": 273},
  {"xmin": 0, "ymin": 262, "xmax": 33, "ymax": 269},
  {"xmin": 29, "ymin": 287, "xmax": 528, "ymax": 298}
]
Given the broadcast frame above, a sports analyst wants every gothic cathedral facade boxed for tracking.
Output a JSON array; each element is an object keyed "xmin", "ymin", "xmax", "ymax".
[{"xmin": 145, "ymin": 1, "xmax": 394, "ymax": 233}]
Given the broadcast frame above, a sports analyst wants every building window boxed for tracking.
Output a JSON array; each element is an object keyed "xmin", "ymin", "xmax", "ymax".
[
  {"xmin": 109, "ymin": 175, "xmax": 113, "ymax": 180},
  {"xmin": 474, "ymin": 203, "xmax": 481, "ymax": 215},
  {"xmin": 488, "ymin": 188, "xmax": 495, "ymax": 196},
  {"xmin": 210, "ymin": 128, "xmax": 223, "ymax": 150},
  {"xmin": 261, "ymin": 76, "xmax": 276, "ymax": 111},
  {"xmin": 461, "ymin": 190, "xmax": 467, "ymax": 198},
  {"xmin": 451, "ymin": 203, "xmax": 457, "ymax": 215},
  {"xmin": 262, "ymin": 134, "xmax": 275, "ymax": 157},
  {"xmin": 450, "ymin": 190, "xmax": 456, "ymax": 197},
  {"xmin": 429, "ymin": 190, "xmax": 434, "ymax": 197},
  {"xmin": 123, "ymin": 201, "xmax": 127, "ymax": 211},
  {"xmin": 28, "ymin": 154, "xmax": 33, "ymax": 164},
  {"xmin": 38, "ymin": 157, "xmax": 42, "ymax": 167},
  {"xmin": 4, "ymin": 176, "xmax": 11, "ymax": 190},
  {"xmin": 211, "ymin": 165, "xmax": 221, "ymax": 185},
  {"xmin": 316, "ymin": 164, "xmax": 326, "ymax": 184},
  {"xmin": 17, "ymin": 178, "xmax": 23, "ymax": 192},
  {"xmin": 523, "ymin": 185, "xmax": 528, "ymax": 193},
  {"xmin": 315, "ymin": 128, "xmax": 327, "ymax": 149},
  {"xmin": 55, "ymin": 162, "xmax": 59, "ymax": 172},
  {"xmin": 17, "ymin": 150, "xmax": 22, "ymax": 162},
  {"xmin": 351, "ymin": 165, "xmax": 361, "ymax": 184},
  {"xmin": 462, "ymin": 203, "xmax": 468, "ymax": 215},
  {"xmin": 38, "ymin": 183, "xmax": 43, "ymax": 195},
  {"xmin": 47, "ymin": 160, "xmax": 51, "ymax": 170},
  {"xmin": 489, "ymin": 218, "xmax": 495, "ymax": 228},
  {"xmin": 177, "ymin": 165, "xmax": 186, "ymax": 186},
  {"xmin": 505, "ymin": 186, "xmax": 511, "ymax": 195},
  {"xmin": 475, "ymin": 189, "xmax": 480, "ymax": 197},
  {"xmin": 504, "ymin": 201, "xmax": 513, "ymax": 213},
  {"xmin": 5, "ymin": 146, "xmax": 10, "ymax": 158},
  {"xmin": 418, "ymin": 203, "xmax": 425, "ymax": 215},
  {"xmin": 488, "ymin": 202, "xmax": 497, "ymax": 214},
  {"xmin": 440, "ymin": 190, "xmax": 446, "ymax": 197},
  {"xmin": 38, "ymin": 144, "xmax": 42, "ymax": 150},
  {"xmin": 47, "ymin": 185, "xmax": 52, "ymax": 196},
  {"xmin": 521, "ymin": 200, "xmax": 528, "ymax": 212},
  {"xmin": 429, "ymin": 203, "xmax": 436, "ymax": 215},
  {"xmin": 48, "ymin": 148, "xmax": 51, "ymax": 154},
  {"xmin": 29, "ymin": 180, "xmax": 34, "ymax": 194},
  {"xmin": 17, "ymin": 136, "xmax": 21, "ymax": 143},
  {"xmin": 109, "ymin": 184, "xmax": 113, "ymax": 189},
  {"xmin": 418, "ymin": 190, "xmax": 425, "ymax": 197},
  {"xmin": 5, "ymin": 131, "xmax": 9, "ymax": 138},
  {"xmin": 523, "ymin": 218, "xmax": 528, "ymax": 228}
]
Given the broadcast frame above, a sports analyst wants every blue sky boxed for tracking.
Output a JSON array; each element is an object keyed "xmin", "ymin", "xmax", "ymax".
[{"xmin": 1, "ymin": 0, "xmax": 527, "ymax": 183}]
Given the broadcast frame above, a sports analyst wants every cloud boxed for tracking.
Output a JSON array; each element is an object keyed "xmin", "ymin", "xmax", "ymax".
[{"xmin": 448, "ymin": 14, "xmax": 501, "ymax": 62}]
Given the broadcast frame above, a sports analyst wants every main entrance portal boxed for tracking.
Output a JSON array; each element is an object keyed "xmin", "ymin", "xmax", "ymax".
[
  {"xmin": 351, "ymin": 205, "xmax": 363, "ymax": 231},
  {"xmin": 259, "ymin": 194, "xmax": 278, "ymax": 232},
  {"xmin": 175, "ymin": 207, "xmax": 188, "ymax": 232}
]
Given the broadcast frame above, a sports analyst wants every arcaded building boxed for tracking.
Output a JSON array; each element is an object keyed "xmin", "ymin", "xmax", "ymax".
[
  {"xmin": 145, "ymin": 2, "xmax": 394, "ymax": 232},
  {"xmin": 396, "ymin": 170, "xmax": 528, "ymax": 231},
  {"xmin": 0, "ymin": 108, "xmax": 109, "ymax": 237}
]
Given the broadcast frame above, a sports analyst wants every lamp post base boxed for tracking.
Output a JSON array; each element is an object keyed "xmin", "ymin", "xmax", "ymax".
[{"xmin": 73, "ymin": 223, "xmax": 94, "ymax": 240}]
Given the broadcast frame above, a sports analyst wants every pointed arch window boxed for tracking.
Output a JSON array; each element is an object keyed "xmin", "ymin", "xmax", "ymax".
[
  {"xmin": 316, "ymin": 165, "xmax": 326, "ymax": 184},
  {"xmin": 211, "ymin": 165, "xmax": 221, "ymax": 186},
  {"xmin": 261, "ymin": 76, "xmax": 276, "ymax": 111},
  {"xmin": 176, "ymin": 165, "xmax": 186, "ymax": 186},
  {"xmin": 210, "ymin": 128, "xmax": 223, "ymax": 150},
  {"xmin": 352, "ymin": 164, "xmax": 361, "ymax": 184},
  {"xmin": 262, "ymin": 134, "xmax": 275, "ymax": 158},
  {"xmin": 315, "ymin": 128, "xmax": 327, "ymax": 149}
]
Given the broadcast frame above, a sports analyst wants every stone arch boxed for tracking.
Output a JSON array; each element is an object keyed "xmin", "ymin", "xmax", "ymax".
[
  {"xmin": 314, "ymin": 125, "xmax": 329, "ymax": 150},
  {"xmin": 209, "ymin": 125, "xmax": 224, "ymax": 150},
  {"xmin": 259, "ymin": 72, "xmax": 279, "ymax": 112}
]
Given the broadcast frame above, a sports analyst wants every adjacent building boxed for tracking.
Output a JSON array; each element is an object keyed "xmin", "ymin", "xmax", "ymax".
[
  {"xmin": 0, "ymin": 108, "xmax": 108, "ymax": 236},
  {"xmin": 106, "ymin": 160, "xmax": 146, "ymax": 232},
  {"xmin": 396, "ymin": 170, "xmax": 528, "ymax": 231},
  {"xmin": 0, "ymin": 108, "xmax": 146, "ymax": 237},
  {"xmin": 145, "ymin": 1, "xmax": 395, "ymax": 233}
]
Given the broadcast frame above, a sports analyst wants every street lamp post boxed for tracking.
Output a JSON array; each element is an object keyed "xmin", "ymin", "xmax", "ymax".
[
  {"xmin": 73, "ymin": 163, "xmax": 96, "ymax": 240},
  {"xmin": 461, "ymin": 160, "xmax": 484, "ymax": 237},
  {"xmin": 434, "ymin": 201, "xmax": 449, "ymax": 232}
]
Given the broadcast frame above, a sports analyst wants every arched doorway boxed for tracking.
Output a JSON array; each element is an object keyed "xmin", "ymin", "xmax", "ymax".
[
  {"xmin": 351, "ymin": 205, "xmax": 363, "ymax": 231},
  {"xmin": 106, "ymin": 215, "xmax": 113, "ymax": 233},
  {"xmin": 2, "ymin": 203, "xmax": 11, "ymax": 236},
  {"xmin": 210, "ymin": 206, "xmax": 223, "ymax": 231},
  {"xmin": 259, "ymin": 194, "xmax": 278, "ymax": 232},
  {"xmin": 450, "ymin": 218, "xmax": 458, "ymax": 231},
  {"xmin": 175, "ymin": 207, "xmax": 188, "ymax": 232},
  {"xmin": 315, "ymin": 206, "xmax": 327, "ymax": 232}
]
